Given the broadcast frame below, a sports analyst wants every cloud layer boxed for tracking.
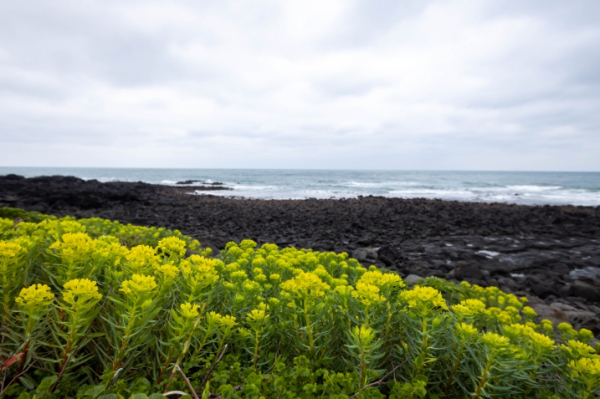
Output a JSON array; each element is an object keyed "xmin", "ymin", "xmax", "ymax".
[{"xmin": 1, "ymin": 0, "xmax": 599, "ymax": 170}]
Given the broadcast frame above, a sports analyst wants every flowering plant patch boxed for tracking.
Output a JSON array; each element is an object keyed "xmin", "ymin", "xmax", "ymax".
[{"xmin": 0, "ymin": 207, "xmax": 598, "ymax": 399}]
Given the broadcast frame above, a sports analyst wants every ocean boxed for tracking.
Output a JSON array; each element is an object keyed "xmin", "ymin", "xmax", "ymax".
[{"xmin": 1, "ymin": 167, "xmax": 599, "ymax": 206}]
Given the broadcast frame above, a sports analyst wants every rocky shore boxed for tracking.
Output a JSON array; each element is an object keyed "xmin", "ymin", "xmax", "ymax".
[{"xmin": 1, "ymin": 174, "xmax": 599, "ymax": 335}]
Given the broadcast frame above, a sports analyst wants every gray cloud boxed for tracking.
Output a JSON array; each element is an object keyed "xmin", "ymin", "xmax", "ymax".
[{"xmin": 0, "ymin": 0, "xmax": 599, "ymax": 170}]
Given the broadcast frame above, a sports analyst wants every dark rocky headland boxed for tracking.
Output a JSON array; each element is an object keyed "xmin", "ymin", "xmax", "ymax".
[{"xmin": 1, "ymin": 174, "xmax": 599, "ymax": 334}]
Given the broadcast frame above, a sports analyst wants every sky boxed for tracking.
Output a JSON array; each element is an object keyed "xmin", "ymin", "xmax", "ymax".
[{"xmin": 0, "ymin": 0, "xmax": 599, "ymax": 171}]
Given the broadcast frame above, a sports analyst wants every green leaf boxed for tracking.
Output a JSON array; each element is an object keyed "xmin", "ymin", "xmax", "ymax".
[
  {"xmin": 18, "ymin": 375, "xmax": 36, "ymax": 390},
  {"xmin": 130, "ymin": 394, "xmax": 149, "ymax": 399},
  {"xmin": 85, "ymin": 385, "xmax": 106, "ymax": 398},
  {"xmin": 148, "ymin": 394, "xmax": 167, "ymax": 399},
  {"xmin": 36, "ymin": 375, "xmax": 58, "ymax": 393}
]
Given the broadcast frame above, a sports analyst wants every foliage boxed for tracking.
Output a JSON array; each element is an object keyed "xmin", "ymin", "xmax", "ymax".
[{"xmin": 0, "ymin": 207, "xmax": 598, "ymax": 399}]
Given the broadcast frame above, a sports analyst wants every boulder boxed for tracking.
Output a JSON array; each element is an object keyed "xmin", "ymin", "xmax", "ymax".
[
  {"xmin": 571, "ymin": 281, "xmax": 600, "ymax": 302},
  {"xmin": 453, "ymin": 262, "xmax": 484, "ymax": 280},
  {"xmin": 404, "ymin": 274, "xmax": 425, "ymax": 285},
  {"xmin": 377, "ymin": 246, "xmax": 399, "ymax": 266}
]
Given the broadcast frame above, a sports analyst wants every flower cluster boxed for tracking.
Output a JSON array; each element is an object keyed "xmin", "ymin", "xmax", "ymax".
[
  {"xmin": 15, "ymin": 284, "xmax": 54, "ymax": 315},
  {"xmin": 2, "ymin": 207, "xmax": 600, "ymax": 399}
]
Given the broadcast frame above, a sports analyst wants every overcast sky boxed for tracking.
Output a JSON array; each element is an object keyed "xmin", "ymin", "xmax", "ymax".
[{"xmin": 1, "ymin": 0, "xmax": 599, "ymax": 170}]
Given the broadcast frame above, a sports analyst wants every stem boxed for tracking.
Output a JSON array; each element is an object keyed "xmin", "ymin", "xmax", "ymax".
[
  {"xmin": 50, "ymin": 288, "xmax": 111, "ymax": 394},
  {"xmin": 111, "ymin": 305, "xmax": 137, "ymax": 371},
  {"xmin": 359, "ymin": 332, "xmax": 366, "ymax": 389},
  {"xmin": 196, "ymin": 344, "xmax": 227, "ymax": 395},
  {"xmin": 253, "ymin": 330, "xmax": 261, "ymax": 371},
  {"xmin": 16, "ymin": 340, "xmax": 30, "ymax": 375},
  {"xmin": 474, "ymin": 352, "xmax": 495, "ymax": 398},
  {"xmin": 156, "ymin": 354, "xmax": 173, "ymax": 385},
  {"xmin": 444, "ymin": 344, "xmax": 463, "ymax": 396},
  {"xmin": 170, "ymin": 314, "xmax": 204, "ymax": 380},
  {"xmin": 303, "ymin": 300, "xmax": 314, "ymax": 352}
]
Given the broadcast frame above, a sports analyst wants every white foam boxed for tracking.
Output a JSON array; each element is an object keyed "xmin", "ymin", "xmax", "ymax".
[
  {"xmin": 506, "ymin": 185, "xmax": 562, "ymax": 192},
  {"xmin": 346, "ymin": 181, "xmax": 418, "ymax": 188},
  {"xmin": 477, "ymin": 250, "xmax": 500, "ymax": 257},
  {"xmin": 569, "ymin": 267, "xmax": 600, "ymax": 279}
]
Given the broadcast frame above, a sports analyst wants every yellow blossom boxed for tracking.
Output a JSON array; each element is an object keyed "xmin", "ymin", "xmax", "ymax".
[
  {"xmin": 126, "ymin": 245, "xmax": 160, "ymax": 274},
  {"xmin": 522, "ymin": 306, "xmax": 537, "ymax": 320},
  {"xmin": 179, "ymin": 302, "xmax": 201, "ymax": 319},
  {"xmin": 156, "ymin": 236, "xmax": 186, "ymax": 257},
  {"xmin": 357, "ymin": 270, "xmax": 405, "ymax": 291},
  {"xmin": 400, "ymin": 286, "xmax": 448, "ymax": 312},
  {"xmin": 456, "ymin": 322, "xmax": 478, "ymax": 339},
  {"xmin": 120, "ymin": 274, "xmax": 158, "ymax": 305},
  {"xmin": 481, "ymin": 332, "xmax": 511, "ymax": 350},
  {"xmin": 452, "ymin": 299, "xmax": 486, "ymax": 320},
  {"xmin": 62, "ymin": 278, "xmax": 102, "ymax": 308},
  {"xmin": 351, "ymin": 282, "xmax": 384, "ymax": 308},
  {"xmin": 49, "ymin": 233, "xmax": 95, "ymax": 265},
  {"xmin": 16, "ymin": 284, "xmax": 54, "ymax": 314},
  {"xmin": 281, "ymin": 272, "xmax": 330, "ymax": 301},
  {"xmin": 352, "ymin": 325, "xmax": 376, "ymax": 345},
  {"xmin": 155, "ymin": 262, "xmax": 180, "ymax": 283}
]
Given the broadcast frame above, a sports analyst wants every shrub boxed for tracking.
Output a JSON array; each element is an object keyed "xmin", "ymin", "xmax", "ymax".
[{"xmin": 0, "ymin": 207, "xmax": 598, "ymax": 399}]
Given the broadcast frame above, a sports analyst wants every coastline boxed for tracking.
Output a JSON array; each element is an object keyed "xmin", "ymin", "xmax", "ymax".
[{"xmin": 2, "ymin": 174, "xmax": 600, "ymax": 335}]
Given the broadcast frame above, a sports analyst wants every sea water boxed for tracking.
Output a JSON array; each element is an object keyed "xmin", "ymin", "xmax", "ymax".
[{"xmin": 1, "ymin": 167, "xmax": 599, "ymax": 206}]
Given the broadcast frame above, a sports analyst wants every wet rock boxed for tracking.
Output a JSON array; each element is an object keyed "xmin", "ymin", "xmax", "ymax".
[
  {"xmin": 352, "ymin": 248, "xmax": 378, "ymax": 262},
  {"xmin": 453, "ymin": 262, "xmax": 484, "ymax": 280},
  {"xmin": 570, "ymin": 281, "xmax": 600, "ymax": 302},
  {"xmin": 377, "ymin": 246, "xmax": 399, "ymax": 266},
  {"xmin": 530, "ymin": 302, "xmax": 569, "ymax": 325},
  {"xmin": 404, "ymin": 274, "xmax": 425, "ymax": 285},
  {"xmin": 531, "ymin": 283, "xmax": 558, "ymax": 299}
]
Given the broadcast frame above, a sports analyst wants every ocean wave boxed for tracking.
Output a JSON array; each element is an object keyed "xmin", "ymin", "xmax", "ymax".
[
  {"xmin": 345, "ymin": 181, "xmax": 419, "ymax": 188},
  {"xmin": 506, "ymin": 185, "xmax": 562, "ymax": 191}
]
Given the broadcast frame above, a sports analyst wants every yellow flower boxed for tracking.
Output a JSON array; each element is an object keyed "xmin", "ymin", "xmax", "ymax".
[
  {"xmin": 156, "ymin": 236, "xmax": 186, "ymax": 257},
  {"xmin": 120, "ymin": 274, "xmax": 158, "ymax": 304},
  {"xmin": 231, "ymin": 270, "xmax": 248, "ymax": 282},
  {"xmin": 49, "ymin": 233, "xmax": 95, "ymax": 264},
  {"xmin": 62, "ymin": 278, "xmax": 102, "ymax": 308},
  {"xmin": 243, "ymin": 280, "xmax": 262, "ymax": 294},
  {"xmin": 400, "ymin": 286, "xmax": 448, "ymax": 311},
  {"xmin": 352, "ymin": 325, "xmax": 376, "ymax": 345},
  {"xmin": 579, "ymin": 328, "xmax": 594, "ymax": 344},
  {"xmin": 155, "ymin": 262, "xmax": 180, "ymax": 283},
  {"xmin": 522, "ymin": 306, "xmax": 537, "ymax": 319},
  {"xmin": 16, "ymin": 284, "xmax": 54, "ymax": 314},
  {"xmin": 254, "ymin": 274, "xmax": 267, "ymax": 284},
  {"xmin": 280, "ymin": 271, "xmax": 330, "ymax": 301},
  {"xmin": 357, "ymin": 270, "xmax": 405, "ymax": 291},
  {"xmin": 452, "ymin": 299, "xmax": 486, "ymax": 320},
  {"xmin": 569, "ymin": 356, "xmax": 600, "ymax": 379},
  {"xmin": 239, "ymin": 240, "xmax": 257, "ymax": 250},
  {"xmin": 126, "ymin": 245, "xmax": 160, "ymax": 274},
  {"xmin": 0, "ymin": 241, "xmax": 24, "ymax": 259},
  {"xmin": 504, "ymin": 323, "xmax": 555, "ymax": 351},
  {"xmin": 351, "ymin": 282, "xmax": 384, "ymax": 308},
  {"xmin": 0, "ymin": 218, "xmax": 13, "ymax": 233},
  {"xmin": 481, "ymin": 332, "xmax": 511, "ymax": 350},
  {"xmin": 541, "ymin": 319, "xmax": 554, "ymax": 334},
  {"xmin": 563, "ymin": 340, "xmax": 597, "ymax": 359},
  {"xmin": 456, "ymin": 322, "xmax": 478, "ymax": 339},
  {"xmin": 218, "ymin": 314, "xmax": 237, "ymax": 332},
  {"xmin": 179, "ymin": 302, "xmax": 201, "ymax": 319},
  {"xmin": 247, "ymin": 309, "xmax": 269, "ymax": 330}
]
